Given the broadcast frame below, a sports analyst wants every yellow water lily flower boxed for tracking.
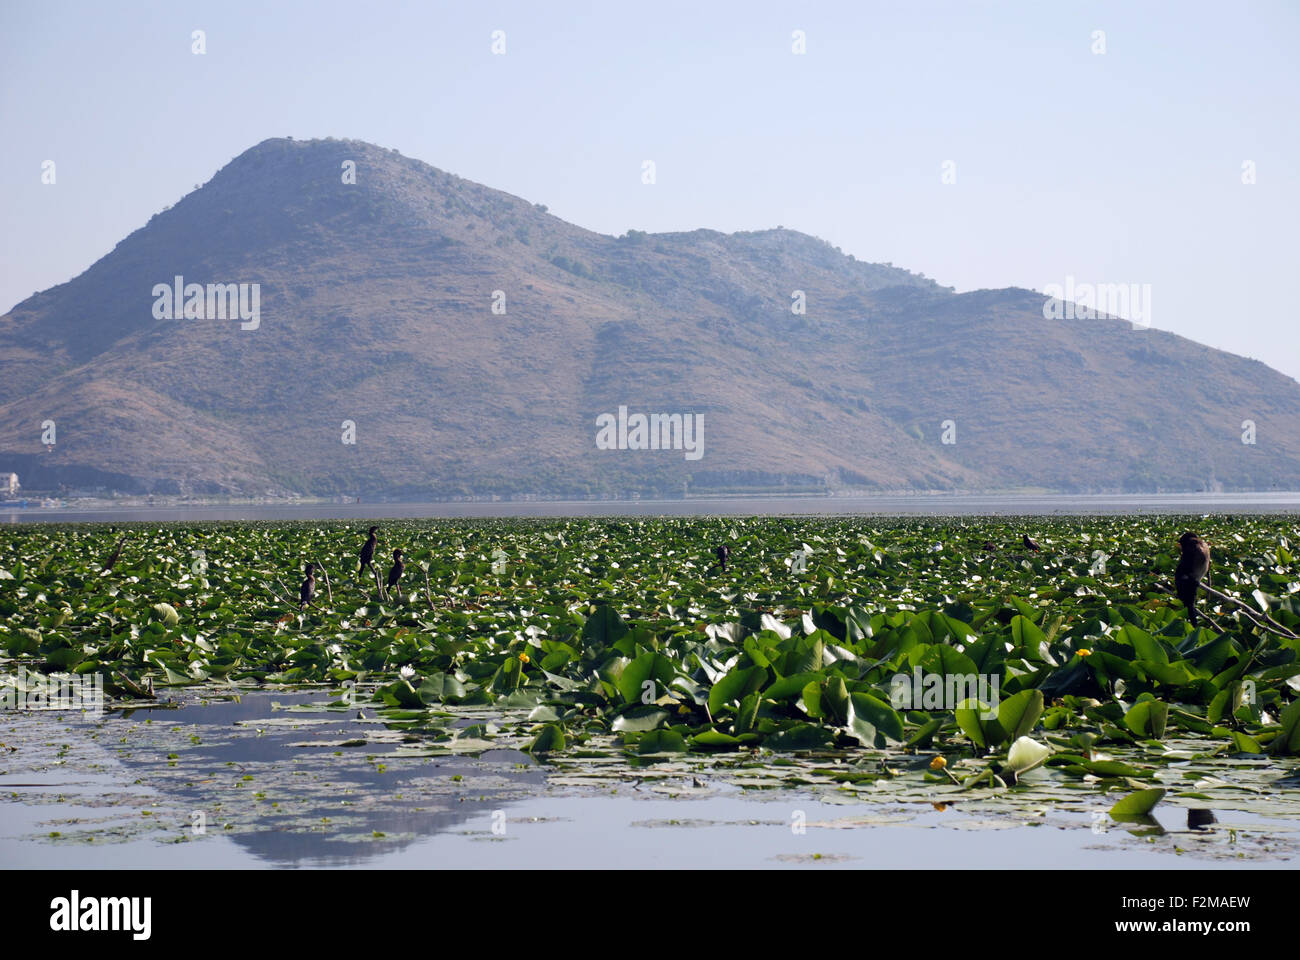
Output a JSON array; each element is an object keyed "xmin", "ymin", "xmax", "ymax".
[
  {"xmin": 1077, "ymin": 648, "xmax": 1093, "ymax": 657},
  {"xmin": 929, "ymin": 755, "xmax": 947, "ymax": 771}
]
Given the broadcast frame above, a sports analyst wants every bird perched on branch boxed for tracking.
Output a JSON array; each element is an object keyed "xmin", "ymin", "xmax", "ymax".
[
  {"xmin": 358, "ymin": 526, "xmax": 378, "ymax": 576},
  {"xmin": 1022, "ymin": 534, "xmax": 1041, "ymax": 552},
  {"xmin": 1174, "ymin": 532, "xmax": 1211, "ymax": 628},
  {"xmin": 386, "ymin": 548, "xmax": 405, "ymax": 594},
  {"xmin": 299, "ymin": 563, "xmax": 317, "ymax": 608}
]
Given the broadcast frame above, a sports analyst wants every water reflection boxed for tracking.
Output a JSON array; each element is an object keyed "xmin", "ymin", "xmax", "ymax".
[{"xmin": 101, "ymin": 692, "xmax": 550, "ymax": 867}]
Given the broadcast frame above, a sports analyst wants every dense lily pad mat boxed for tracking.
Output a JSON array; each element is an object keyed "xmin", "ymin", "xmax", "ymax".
[{"xmin": 2, "ymin": 515, "xmax": 1298, "ymax": 816}]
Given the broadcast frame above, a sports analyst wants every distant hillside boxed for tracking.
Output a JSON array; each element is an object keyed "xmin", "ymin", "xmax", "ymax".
[{"xmin": 2, "ymin": 136, "xmax": 1299, "ymax": 498}]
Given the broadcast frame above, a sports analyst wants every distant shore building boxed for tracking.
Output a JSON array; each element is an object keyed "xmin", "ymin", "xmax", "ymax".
[{"xmin": 1, "ymin": 473, "xmax": 18, "ymax": 496}]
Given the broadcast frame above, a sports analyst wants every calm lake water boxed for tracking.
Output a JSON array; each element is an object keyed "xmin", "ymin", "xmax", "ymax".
[
  {"xmin": 2, "ymin": 691, "xmax": 1295, "ymax": 869},
  {"xmin": 5, "ymin": 492, "xmax": 1300, "ymax": 524}
]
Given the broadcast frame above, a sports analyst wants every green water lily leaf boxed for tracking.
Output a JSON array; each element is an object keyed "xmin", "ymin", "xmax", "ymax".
[
  {"xmin": 763, "ymin": 671, "xmax": 825, "ymax": 701},
  {"xmin": 1138, "ymin": 659, "xmax": 1199, "ymax": 688},
  {"xmin": 1124, "ymin": 699, "xmax": 1169, "ymax": 739},
  {"xmin": 997, "ymin": 689, "xmax": 1044, "ymax": 742},
  {"xmin": 917, "ymin": 644, "xmax": 980, "ymax": 685},
  {"xmin": 1109, "ymin": 788, "xmax": 1165, "ymax": 818},
  {"xmin": 799, "ymin": 680, "xmax": 824, "ymax": 719},
  {"xmin": 822, "ymin": 676, "xmax": 852, "ymax": 726},
  {"xmin": 637, "ymin": 729, "xmax": 687, "ymax": 754},
  {"xmin": 1120, "ymin": 624, "xmax": 1167, "ymax": 665},
  {"xmin": 690, "ymin": 730, "xmax": 747, "ymax": 749},
  {"xmin": 616, "ymin": 651, "xmax": 674, "ymax": 704},
  {"xmin": 850, "ymin": 691, "xmax": 904, "ymax": 742},
  {"xmin": 1086, "ymin": 760, "xmax": 1148, "ymax": 778},
  {"xmin": 735, "ymin": 691, "xmax": 761, "ymax": 734},
  {"xmin": 765, "ymin": 723, "xmax": 836, "ymax": 751},
  {"xmin": 1271, "ymin": 698, "xmax": 1300, "ymax": 756},
  {"xmin": 1010, "ymin": 615, "xmax": 1047, "ymax": 659},
  {"xmin": 1231, "ymin": 730, "xmax": 1263, "ymax": 753},
  {"xmin": 905, "ymin": 716, "xmax": 944, "ymax": 749},
  {"xmin": 611, "ymin": 705, "xmax": 671, "ymax": 733},
  {"xmin": 418, "ymin": 672, "xmax": 466, "ymax": 703},
  {"xmin": 956, "ymin": 699, "xmax": 1004, "ymax": 749},
  {"xmin": 708, "ymin": 665, "xmax": 764, "ymax": 716},
  {"xmin": 582, "ymin": 604, "xmax": 628, "ymax": 649},
  {"xmin": 528, "ymin": 724, "xmax": 567, "ymax": 753}
]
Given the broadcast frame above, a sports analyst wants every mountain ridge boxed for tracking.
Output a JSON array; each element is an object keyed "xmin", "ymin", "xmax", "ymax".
[{"xmin": 2, "ymin": 136, "xmax": 1298, "ymax": 498}]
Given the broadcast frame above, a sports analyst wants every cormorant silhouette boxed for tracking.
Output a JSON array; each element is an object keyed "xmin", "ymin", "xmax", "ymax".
[
  {"xmin": 359, "ymin": 526, "xmax": 378, "ymax": 574},
  {"xmin": 299, "ymin": 563, "xmax": 317, "ymax": 608},
  {"xmin": 709, "ymin": 544, "xmax": 731, "ymax": 573},
  {"xmin": 386, "ymin": 548, "xmax": 405, "ymax": 591},
  {"xmin": 1174, "ymin": 532, "xmax": 1211, "ymax": 628}
]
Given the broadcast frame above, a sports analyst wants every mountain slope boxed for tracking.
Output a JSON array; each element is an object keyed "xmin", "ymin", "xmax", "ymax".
[{"xmin": 2, "ymin": 136, "xmax": 1298, "ymax": 497}]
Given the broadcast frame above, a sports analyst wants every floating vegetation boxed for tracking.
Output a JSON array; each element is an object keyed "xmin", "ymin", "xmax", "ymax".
[{"xmin": 2, "ymin": 515, "xmax": 1298, "ymax": 859}]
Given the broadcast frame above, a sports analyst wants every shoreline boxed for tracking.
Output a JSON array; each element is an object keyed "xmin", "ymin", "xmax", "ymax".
[{"xmin": 4, "ymin": 491, "xmax": 1300, "ymax": 524}]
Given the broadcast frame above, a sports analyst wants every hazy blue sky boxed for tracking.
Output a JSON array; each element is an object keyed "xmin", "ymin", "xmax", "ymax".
[{"xmin": 3, "ymin": 0, "xmax": 1297, "ymax": 379}]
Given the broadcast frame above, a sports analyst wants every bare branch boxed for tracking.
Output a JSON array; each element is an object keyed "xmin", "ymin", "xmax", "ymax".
[
  {"xmin": 271, "ymin": 577, "xmax": 303, "ymax": 611},
  {"xmin": 1198, "ymin": 581, "xmax": 1298, "ymax": 639},
  {"xmin": 1155, "ymin": 581, "xmax": 1296, "ymax": 639},
  {"xmin": 315, "ymin": 561, "xmax": 333, "ymax": 605}
]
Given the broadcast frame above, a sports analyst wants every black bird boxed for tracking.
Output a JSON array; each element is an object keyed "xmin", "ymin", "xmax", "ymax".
[
  {"xmin": 358, "ymin": 526, "xmax": 378, "ymax": 575},
  {"xmin": 1022, "ymin": 534, "xmax": 1041, "ymax": 552},
  {"xmin": 103, "ymin": 534, "xmax": 129, "ymax": 572},
  {"xmin": 299, "ymin": 563, "xmax": 317, "ymax": 608},
  {"xmin": 710, "ymin": 544, "xmax": 731, "ymax": 573},
  {"xmin": 1174, "ymin": 532, "xmax": 1211, "ymax": 628},
  {"xmin": 385, "ymin": 548, "xmax": 405, "ymax": 592}
]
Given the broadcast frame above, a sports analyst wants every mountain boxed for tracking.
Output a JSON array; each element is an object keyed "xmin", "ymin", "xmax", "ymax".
[{"xmin": 2, "ymin": 136, "xmax": 1299, "ymax": 499}]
